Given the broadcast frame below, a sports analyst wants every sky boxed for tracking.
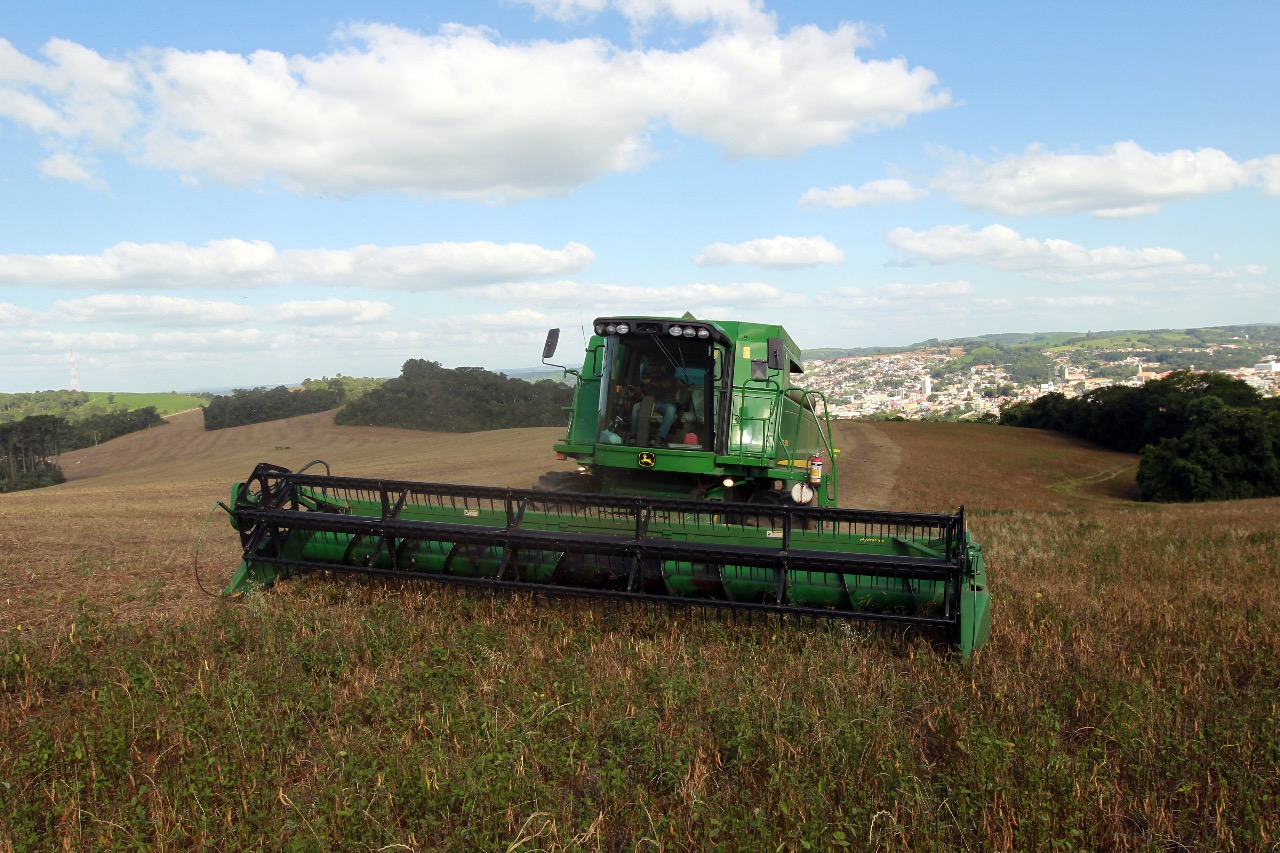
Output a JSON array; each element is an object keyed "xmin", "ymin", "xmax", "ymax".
[{"xmin": 1, "ymin": 0, "xmax": 1277, "ymax": 393}]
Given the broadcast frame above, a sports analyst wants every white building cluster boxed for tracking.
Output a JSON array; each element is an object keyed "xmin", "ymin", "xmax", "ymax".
[{"xmin": 798, "ymin": 349, "xmax": 1280, "ymax": 421}]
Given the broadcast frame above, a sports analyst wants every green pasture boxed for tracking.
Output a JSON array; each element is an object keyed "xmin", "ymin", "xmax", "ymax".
[{"xmin": 80, "ymin": 391, "xmax": 208, "ymax": 416}]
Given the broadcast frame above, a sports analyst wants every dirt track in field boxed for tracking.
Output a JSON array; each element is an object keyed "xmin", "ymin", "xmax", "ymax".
[{"xmin": 830, "ymin": 420, "xmax": 901, "ymax": 510}]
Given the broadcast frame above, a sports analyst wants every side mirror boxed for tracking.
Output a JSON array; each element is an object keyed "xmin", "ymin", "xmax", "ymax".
[
  {"xmin": 766, "ymin": 337, "xmax": 785, "ymax": 371},
  {"xmin": 542, "ymin": 328, "xmax": 560, "ymax": 361}
]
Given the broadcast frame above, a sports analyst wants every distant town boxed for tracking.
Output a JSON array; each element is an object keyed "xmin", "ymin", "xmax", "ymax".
[{"xmin": 797, "ymin": 326, "xmax": 1280, "ymax": 420}]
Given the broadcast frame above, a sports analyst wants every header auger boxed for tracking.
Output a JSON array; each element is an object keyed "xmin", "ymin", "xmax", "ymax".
[{"xmin": 223, "ymin": 315, "xmax": 990, "ymax": 655}]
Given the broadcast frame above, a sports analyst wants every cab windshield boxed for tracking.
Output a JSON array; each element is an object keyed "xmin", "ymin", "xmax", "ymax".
[{"xmin": 597, "ymin": 335, "xmax": 718, "ymax": 449}]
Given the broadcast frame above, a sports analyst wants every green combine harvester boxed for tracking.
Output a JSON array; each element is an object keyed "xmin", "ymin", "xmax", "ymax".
[{"xmin": 223, "ymin": 316, "xmax": 991, "ymax": 655}]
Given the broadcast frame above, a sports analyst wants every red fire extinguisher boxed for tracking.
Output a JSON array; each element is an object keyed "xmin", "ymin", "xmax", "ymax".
[{"xmin": 807, "ymin": 454, "xmax": 823, "ymax": 485}]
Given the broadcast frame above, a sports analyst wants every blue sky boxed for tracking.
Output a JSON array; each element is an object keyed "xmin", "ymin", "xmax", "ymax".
[{"xmin": 2, "ymin": 0, "xmax": 1277, "ymax": 392}]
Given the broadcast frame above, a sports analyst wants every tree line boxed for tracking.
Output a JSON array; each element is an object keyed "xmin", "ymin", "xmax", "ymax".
[
  {"xmin": 0, "ymin": 407, "xmax": 166, "ymax": 493},
  {"xmin": 334, "ymin": 360, "xmax": 572, "ymax": 432},
  {"xmin": 0, "ymin": 390, "xmax": 92, "ymax": 422},
  {"xmin": 1000, "ymin": 372, "xmax": 1280, "ymax": 502},
  {"xmin": 202, "ymin": 383, "xmax": 347, "ymax": 430},
  {"xmin": 300, "ymin": 374, "xmax": 384, "ymax": 400}
]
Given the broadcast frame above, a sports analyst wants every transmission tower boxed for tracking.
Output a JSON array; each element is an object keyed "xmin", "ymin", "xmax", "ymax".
[{"xmin": 69, "ymin": 348, "xmax": 79, "ymax": 392}]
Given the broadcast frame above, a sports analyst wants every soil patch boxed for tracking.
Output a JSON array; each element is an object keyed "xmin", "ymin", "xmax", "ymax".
[{"xmin": 830, "ymin": 420, "xmax": 902, "ymax": 510}]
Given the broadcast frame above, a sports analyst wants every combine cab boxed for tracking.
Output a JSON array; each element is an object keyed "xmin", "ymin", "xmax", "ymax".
[{"xmin": 223, "ymin": 316, "xmax": 991, "ymax": 655}]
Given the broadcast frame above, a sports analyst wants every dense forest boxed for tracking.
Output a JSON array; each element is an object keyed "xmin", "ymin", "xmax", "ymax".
[
  {"xmin": 202, "ymin": 383, "xmax": 347, "ymax": 431},
  {"xmin": 0, "ymin": 407, "xmax": 166, "ymax": 492},
  {"xmin": 335, "ymin": 360, "xmax": 572, "ymax": 432},
  {"xmin": 1000, "ymin": 372, "xmax": 1280, "ymax": 502},
  {"xmin": 0, "ymin": 415, "xmax": 66, "ymax": 492}
]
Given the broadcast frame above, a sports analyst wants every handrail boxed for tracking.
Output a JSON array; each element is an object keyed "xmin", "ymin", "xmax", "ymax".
[{"xmin": 770, "ymin": 388, "xmax": 839, "ymax": 502}]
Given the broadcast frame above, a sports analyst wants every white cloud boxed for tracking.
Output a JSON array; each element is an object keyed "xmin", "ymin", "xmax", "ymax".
[
  {"xmin": 812, "ymin": 289, "xmax": 889, "ymax": 313},
  {"xmin": 932, "ymin": 141, "xmax": 1274, "ymax": 217},
  {"xmin": 0, "ymin": 37, "xmax": 138, "ymax": 142},
  {"xmin": 208, "ymin": 325, "xmax": 437, "ymax": 360},
  {"xmin": 55, "ymin": 294, "xmax": 252, "ymax": 325},
  {"xmin": 518, "ymin": 0, "xmax": 776, "ymax": 32},
  {"xmin": 0, "ymin": 239, "xmax": 273, "ymax": 288},
  {"xmin": 39, "ymin": 152, "xmax": 108, "ymax": 189},
  {"xmin": 694, "ymin": 235, "xmax": 843, "ymax": 269},
  {"xmin": 651, "ymin": 23, "xmax": 947, "ymax": 159},
  {"xmin": 460, "ymin": 308, "xmax": 555, "ymax": 329},
  {"xmin": 798, "ymin": 178, "xmax": 928, "ymax": 209},
  {"xmin": 475, "ymin": 280, "xmax": 784, "ymax": 322},
  {"xmin": 147, "ymin": 328, "xmax": 269, "ymax": 350},
  {"xmin": 1024, "ymin": 295, "xmax": 1120, "ymax": 309},
  {"xmin": 1, "ymin": 13, "xmax": 949, "ymax": 198},
  {"xmin": 290, "ymin": 241, "xmax": 598, "ymax": 288},
  {"xmin": 0, "ymin": 239, "xmax": 595, "ymax": 289},
  {"xmin": 1248, "ymin": 155, "xmax": 1280, "ymax": 196},
  {"xmin": 1229, "ymin": 280, "xmax": 1273, "ymax": 295},
  {"xmin": 480, "ymin": 279, "xmax": 781, "ymax": 304},
  {"xmin": 137, "ymin": 25, "xmax": 657, "ymax": 199},
  {"xmin": 876, "ymin": 280, "xmax": 973, "ymax": 299},
  {"xmin": 518, "ymin": 0, "xmax": 611, "ymax": 23},
  {"xmin": 817, "ymin": 279, "xmax": 972, "ymax": 312},
  {"xmin": 272, "ymin": 299, "xmax": 393, "ymax": 324},
  {"xmin": 0, "ymin": 327, "xmax": 270, "ymax": 356},
  {"xmin": 0, "ymin": 317, "xmax": 573, "ymax": 388},
  {"xmin": 0, "ymin": 302, "xmax": 42, "ymax": 327},
  {"xmin": 887, "ymin": 224, "xmax": 1218, "ymax": 283},
  {"xmin": 261, "ymin": 309, "xmax": 554, "ymax": 366},
  {"xmin": 620, "ymin": 0, "xmax": 775, "ymax": 33}
]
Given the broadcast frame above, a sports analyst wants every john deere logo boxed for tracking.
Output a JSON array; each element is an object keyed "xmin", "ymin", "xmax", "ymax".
[{"xmin": 637, "ymin": 451, "xmax": 656, "ymax": 468}]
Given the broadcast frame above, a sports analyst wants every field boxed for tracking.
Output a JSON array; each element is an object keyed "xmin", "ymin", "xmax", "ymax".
[
  {"xmin": 0, "ymin": 391, "xmax": 208, "ymax": 424},
  {"xmin": 2, "ymin": 412, "xmax": 1278, "ymax": 850},
  {"xmin": 1043, "ymin": 325, "xmax": 1279, "ymax": 355},
  {"xmin": 80, "ymin": 392, "xmax": 208, "ymax": 417}
]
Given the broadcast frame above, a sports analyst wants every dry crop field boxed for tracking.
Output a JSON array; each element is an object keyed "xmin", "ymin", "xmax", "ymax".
[{"xmin": 1, "ymin": 411, "xmax": 1277, "ymax": 850}]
